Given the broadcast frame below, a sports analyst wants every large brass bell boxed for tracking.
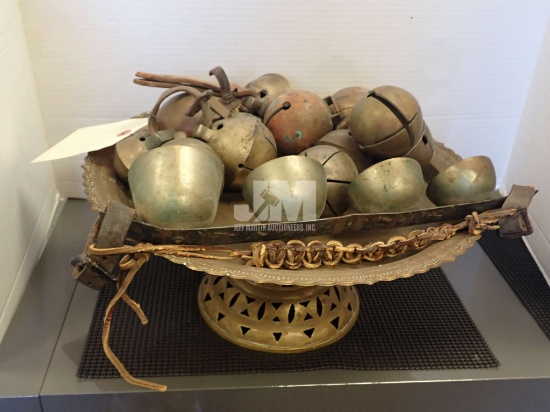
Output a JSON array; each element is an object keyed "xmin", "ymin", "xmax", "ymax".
[
  {"xmin": 426, "ymin": 156, "xmax": 497, "ymax": 205},
  {"xmin": 242, "ymin": 156, "xmax": 327, "ymax": 222},
  {"xmin": 263, "ymin": 90, "xmax": 333, "ymax": 155},
  {"xmin": 325, "ymin": 86, "xmax": 369, "ymax": 129},
  {"xmin": 299, "ymin": 146, "xmax": 358, "ymax": 217},
  {"xmin": 128, "ymin": 145, "xmax": 224, "ymax": 229},
  {"xmin": 348, "ymin": 157, "xmax": 425, "ymax": 213},
  {"xmin": 194, "ymin": 112, "xmax": 277, "ymax": 191},
  {"xmin": 349, "ymin": 85, "xmax": 424, "ymax": 159},
  {"xmin": 242, "ymin": 73, "xmax": 292, "ymax": 119},
  {"xmin": 314, "ymin": 129, "xmax": 373, "ymax": 173}
]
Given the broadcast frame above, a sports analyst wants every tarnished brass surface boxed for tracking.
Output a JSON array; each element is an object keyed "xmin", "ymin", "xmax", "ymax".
[
  {"xmin": 349, "ymin": 86, "xmax": 423, "ymax": 158},
  {"xmin": 264, "ymin": 90, "xmax": 333, "ymax": 154},
  {"xmin": 299, "ymin": 145, "xmax": 358, "ymax": 217},
  {"xmin": 325, "ymin": 86, "xmax": 369, "ymax": 129},
  {"xmin": 427, "ymin": 156, "xmax": 497, "ymax": 206},
  {"xmin": 156, "ymin": 92, "xmax": 205, "ymax": 135},
  {"xmin": 314, "ymin": 129, "xmax": 373, "ymax": 172},
  {"xmin": 242, "ymin": 156, "xmax": 328, "ymax": 221},
  {"xmin": 242, "ymin": 73, "xmax": 292, "ymax": 119},
  {"xmin": 193, "ymin": 112, "xmax": 277, "ymax": 190},
  {"xmin": 404, "ymin": 121, "xmax": 435, "ymax": 168},
  {"xmin": 128, "ymin": 145, "xmax": 224, "ymax": 229},
  {"xmin": 113, "ymin": 127, "xmax": 150, "ymax": 181},
  {"xmin": 198, "ymin": 274, "xmax": 359, "ymax": 352},
  {"xmin": 348, "ymin": 158, "xmax": 425, "ymax": 213}
]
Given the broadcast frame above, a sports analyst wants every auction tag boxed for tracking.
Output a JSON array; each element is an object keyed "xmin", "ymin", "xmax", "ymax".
[{"xmin": 32, "ymin": 118, "xmax": 148, "ymax": 163}]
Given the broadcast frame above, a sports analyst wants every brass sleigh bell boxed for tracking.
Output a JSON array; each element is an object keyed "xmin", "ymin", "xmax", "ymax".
[
  {"xmin": 348, "ymin": 157, "xmax": 425, "ymax": 213},
  {"xmin": 242, "ymin": 73, "xmax": 292, "ymax": 119},
  {"xmin": 426, "ymin": 156, "xmax": 497, "ymax": 206},
  {"xmin": 242, "ymin": 156, "xmax": 327, "ymax": 222},
  {"xmin": 113, "ymin": 86, "xmax": 213, "ymax": 181},
  {"xmin": 349, "ymin": 85, "xmax": 424, "ymax": 159},
  {"xmin": 194, "ymin": 112, "xmax": 277, "ymax": 191},
  {"xmin": 314, "ymin": 129, "xmax": 373, "ymax": 173},
  {"xmin": 299, "ymin": 146, "xmax": 358, "ymax": 217},
  {"xmin": 324, "ymin": 86, "xmax": 369, "ymax": 129},
  {"xmin": 263, "ymin": 90, "xmax": 333, "ymax": 155}
]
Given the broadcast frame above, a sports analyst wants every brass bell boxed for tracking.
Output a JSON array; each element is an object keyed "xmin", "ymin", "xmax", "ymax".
[
  {"xmin": 299, "ymin": 146, "xmax": 358, "ymax": 217},
  {"xmin": 263, "ymin": 90, "xmax": 333, "ymax": 155},
  {"xmin": 426, "ymin": 156, "xmax": 497, "ymax": 206},
  {"xmin": 128, "ymin": 145, "xmax": 224, "ymax": 229},
  {"xmin": 403, "ymin": 121, "xmax": 435, "ymax": 167},
  {"xmin": 324, "ymin": 87, "xmax": 369, "ymax": 129},
  {"xmin": 348, "ymin": 158, "xmax": 425, "ymax": 213},
  {"xmin": 193, "ymin": 112, "xmax": 277, "ymax": 191},
  {"xmin": 113, "ymin": 126, "xmax": 150, "ymax": 181},
  {"xmin": 242, "ymin": 156, "xmax": 327, "ymax": 222},
  {"xmin": 113, "ymin": 86, "xmax": 214, "ymax": 181},
  {"xmin": 349, "ymin": 85, "xmax": 424, "ymax": 159},
  {"xmin": 242, "ymin": 73, "xmax": 292, "ymax": 119},
  {"xmin": 156, "ymin": 92, "xmax": 206, "ymax": 136},
  {"xmin": 314, "ymin": 129, "xmax": 373, "ymax": 173}
]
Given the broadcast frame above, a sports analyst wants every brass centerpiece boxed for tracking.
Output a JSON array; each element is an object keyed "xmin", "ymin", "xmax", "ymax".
[{"xmin": 72, "ymin": 67, "xmax": 537, "ymax": 393}]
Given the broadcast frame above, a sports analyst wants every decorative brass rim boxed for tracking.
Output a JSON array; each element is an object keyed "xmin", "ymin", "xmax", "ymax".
[{"xmin": 198, "ymin": 275, "xmax": 360, "ymax": 353}]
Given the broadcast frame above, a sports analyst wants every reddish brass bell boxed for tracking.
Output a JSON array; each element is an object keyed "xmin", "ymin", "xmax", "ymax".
[{"xmin": 264, "ymin": 90, "xmax": 333, "ymax": 155}]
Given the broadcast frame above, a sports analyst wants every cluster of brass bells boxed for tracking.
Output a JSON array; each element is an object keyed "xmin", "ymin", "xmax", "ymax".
[{"xmin": 115, "ymin": 66, "xmax": 497, "ymax": 229}]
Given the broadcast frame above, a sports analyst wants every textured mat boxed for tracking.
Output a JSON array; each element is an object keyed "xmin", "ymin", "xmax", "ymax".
[
  {"xmin": 78, "ymin": 257, "xmax": 499, "ymax": 379},
  {"xmin": 479, "ymin": 230, "xmax": 550, "ymax": 339}
]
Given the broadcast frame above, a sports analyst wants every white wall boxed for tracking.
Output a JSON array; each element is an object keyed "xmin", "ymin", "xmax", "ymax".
[
  {"xmin": 20, "ymin": 0, "xmax": 550, "ymax": 197},
  {"xmin": 0, "ymin": 0, "xmax": 58, "ymax": 343},
  {"xmin": 503, "ymin": 22, "xmax": 550, "ymax": 280}
]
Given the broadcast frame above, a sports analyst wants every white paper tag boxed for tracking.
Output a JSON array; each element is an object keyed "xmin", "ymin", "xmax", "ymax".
[{"xmin": 32, "ymin": 118, "xmax": 149, "ymax": 163}]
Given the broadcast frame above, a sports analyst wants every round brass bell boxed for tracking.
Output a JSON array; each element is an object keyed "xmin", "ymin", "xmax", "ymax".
[
  {"xmin": 403, "ymin": 121, "xmax": 435, "ymax": 167},
  {"xmin": 314, "ymin": 129, "xmax": 373, "ymax": 173},
  {"xmin": 128, "ymin": 145, "xmax": 224, "ymax": 229},
  {"xmin": 263, "ymin": 90, "xmax": 333, "ymax": 155},
  {"xmin": 426, "ymin": 156, "xmax": 497, "ymax": 206},
  {"xmin": 198, "ymin": 275, "xmax": 360, "ymax": 353},
  {"xmin": 348, "ymin": 157, "xmax": 425, "ymax": 213},
  {"xmin": 349, "ymin": 85, "xmax": 424, "ymax": 159},
  {"xmin": 242, "ymin": 156, "xmax": 327, "ymax": 222},
  {"xmin": 193, "ymin": 112, "xmax": 277, "ymax": 191},
  {"xmin": 299, "ymin": 146, "xmax": 358, "ymax": 217},
  {"xmin": 242, "ymin": 73, "xmax": 293, "ymax": 119},
  {"xmin": 113, "ymin": 126, "xmax": 150, "ymax": 181},
  {"xmin": 325, "ymin": 86, "xmax": 369, "ymax": 129},
  {"xmin": 156, "ymin": 92, "xmax": 206, "ymax": 136}
]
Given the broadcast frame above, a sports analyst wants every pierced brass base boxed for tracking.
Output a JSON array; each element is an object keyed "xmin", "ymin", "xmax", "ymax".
[{"xmin": 197, "ymin": 275, "xmax": 360, "ymax": 353}]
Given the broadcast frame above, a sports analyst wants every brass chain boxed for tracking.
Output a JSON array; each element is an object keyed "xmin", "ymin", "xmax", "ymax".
[{"xmin": 241, "ymin": 209, "xmax": 515, "ymax": 269}]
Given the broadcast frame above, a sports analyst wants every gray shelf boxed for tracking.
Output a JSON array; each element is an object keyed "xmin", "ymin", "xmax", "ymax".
[{"xmin": 1, "ymin": 199, "xmax": 550, "ymax": 411}]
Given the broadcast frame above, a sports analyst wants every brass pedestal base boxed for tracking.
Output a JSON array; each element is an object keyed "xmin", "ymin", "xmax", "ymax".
[{"xmin": 198, "ymin": 275, "xmax": 360, "ymax": 353}]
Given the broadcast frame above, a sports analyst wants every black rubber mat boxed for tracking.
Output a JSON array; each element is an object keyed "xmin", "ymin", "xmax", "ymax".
[
  {"xmin": 479, "ymin": 230, "xmax": 550, "ymax": 339},
  {"xmin": 77, "ymin": 257, "xmax": 498, "ymax": 379}
]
